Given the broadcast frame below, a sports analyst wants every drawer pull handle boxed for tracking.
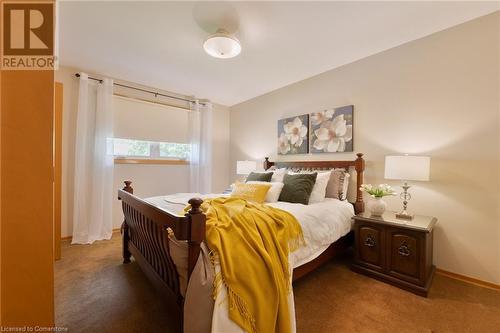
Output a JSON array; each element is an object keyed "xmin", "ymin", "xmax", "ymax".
[
  {"xmin": 398, "ymin": 243, "xmax": 411, "ymax": 257},
  {"xmin": 364, "ymin": 235, "xmax": 376, "ymax": 248}
]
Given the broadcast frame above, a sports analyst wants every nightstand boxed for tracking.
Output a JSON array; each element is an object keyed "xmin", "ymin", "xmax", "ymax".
[{"xmin": 351, "ymin": 211, "xmax": 437, "ymax": 297}]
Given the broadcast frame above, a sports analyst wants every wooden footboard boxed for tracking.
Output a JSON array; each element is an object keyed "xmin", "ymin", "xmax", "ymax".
[{"xmin": 118, "ymin": 182, "xmax": 205, "ymax": 323}]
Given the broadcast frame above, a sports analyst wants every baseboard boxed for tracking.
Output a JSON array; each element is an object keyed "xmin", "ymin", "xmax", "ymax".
[
  {"xmin": 436, "ymin": 268, "xmax": 500, "ymax": 291},
  {"xmin": 61, "ymin": 228, "xmax": 121, "ymax": 241}
]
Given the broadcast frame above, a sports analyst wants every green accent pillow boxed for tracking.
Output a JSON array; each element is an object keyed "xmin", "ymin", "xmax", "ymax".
[
  {"xmin": 278, "ymin": 173, "xmax": 318, "ymax": 205},
  {"xmin": 245, "ymin": 172, "xmax": 273, "ymax": 182}
]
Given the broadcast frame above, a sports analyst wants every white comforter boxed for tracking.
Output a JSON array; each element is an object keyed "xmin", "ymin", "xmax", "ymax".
[{"xmin": 145, "ymin": 193, "xmax": 354, "ymax": 333}]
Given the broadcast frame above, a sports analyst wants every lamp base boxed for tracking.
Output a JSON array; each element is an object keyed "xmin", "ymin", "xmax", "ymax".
[
  {"xmin": 396, "ymin": 210, "xmax": 414, "ymax": 220},
  {"xmin": 397, "ymin": 182, "xmax": 414, "ymax": 220}
]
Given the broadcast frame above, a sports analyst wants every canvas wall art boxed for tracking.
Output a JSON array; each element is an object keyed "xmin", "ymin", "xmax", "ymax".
[
  {"xmin": 277, "ymin": 114, "xmax": 309, "ymax": 155},
  {"xmin": 310, "ymin": 105, "xmax": 353, "ymax": 153}
]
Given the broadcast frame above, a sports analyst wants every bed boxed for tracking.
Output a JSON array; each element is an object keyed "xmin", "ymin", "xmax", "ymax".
[{"xmin": 117, "ymin": 153, "xmax": 366, "ymax": 332}]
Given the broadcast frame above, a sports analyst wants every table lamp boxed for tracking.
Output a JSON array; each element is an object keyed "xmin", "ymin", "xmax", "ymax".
[{"xmin": 384, "ymin": 155, "xmax": 430, "ymax": 220}]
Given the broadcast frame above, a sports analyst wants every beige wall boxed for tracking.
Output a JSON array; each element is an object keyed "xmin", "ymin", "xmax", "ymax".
[
  {"xmin": 230, "ymin": 13, "xmax": 500, "ymax": 284},
  {"xmin": 212, "ymin": 103, "xmax": 231, "ymax": 192},
  {"xmin": 55, "ymin": 67, "xmax": 230, "ymax": 237}
]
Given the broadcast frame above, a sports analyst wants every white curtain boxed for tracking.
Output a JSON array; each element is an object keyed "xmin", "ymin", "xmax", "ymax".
[
  {"xmin": 72, "ymin": 73, "xmax": 114, "ymax": 244},
  {"xmin": 189, "ymin": 100, "xmax": 213, "ymax": 194}
]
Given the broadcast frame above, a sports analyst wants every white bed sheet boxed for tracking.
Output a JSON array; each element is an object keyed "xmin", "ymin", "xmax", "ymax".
[
  {"xmin": 268, "ymin": 198, "xmax": 354, "ymax": 268},
  {"xmin": 144, "ymin": 193, "xmax": 354, "ymax": 333}
]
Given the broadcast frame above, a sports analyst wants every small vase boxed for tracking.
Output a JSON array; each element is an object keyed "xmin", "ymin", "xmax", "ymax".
[{"xmin": 369, "ymin": 197, "xmax": 387, "ymax": 217}]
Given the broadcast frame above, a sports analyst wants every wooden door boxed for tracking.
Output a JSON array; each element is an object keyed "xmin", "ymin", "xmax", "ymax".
[
  {"xmin": 355, "ymin": 222, "xmax": 385, "ymax": 272},
  {"xmin": 54, "ymin": 82, "xmax": 63, "ymax": 260},
  {"xmin": 386, "ymin": 228, "xmax": 424, "ymax": 285}
]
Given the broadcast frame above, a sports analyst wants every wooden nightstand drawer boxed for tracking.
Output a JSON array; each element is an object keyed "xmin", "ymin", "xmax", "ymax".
[
  {"xmin": 386, "ymin": 229, "xmax": 423, "ymax": 285},
  {"xmin": 355, "ymin": 223, "xmax": 385, "ymax": 272}
]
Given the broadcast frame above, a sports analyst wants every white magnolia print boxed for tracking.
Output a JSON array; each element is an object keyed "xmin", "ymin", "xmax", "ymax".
[
  {"xmin": 284, "ymin": 117, "xmax": 307, "ymax": 147},
  {"xmin": 311, "ymin": 109, "xmax": 334, "ymax": 126},
  {"xmin": 278, "ymin": 133, "xmax": 290, "ymax": 155},
  {"xmin": 311, "ymin": 106, "xmax": 353, "ymax": 153},
  {"xmin": 277, "ymin": 115, "xmax": 309, "ymax": 155}
]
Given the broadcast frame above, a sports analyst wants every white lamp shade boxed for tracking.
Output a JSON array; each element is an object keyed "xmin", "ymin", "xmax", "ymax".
[
  {"xmin": 384, "ymin": 155, "xmax": 430, "ymax": 181},
  {"xmin": 236, "ymin": 160, "xmax": 257, "ymax": 175}
]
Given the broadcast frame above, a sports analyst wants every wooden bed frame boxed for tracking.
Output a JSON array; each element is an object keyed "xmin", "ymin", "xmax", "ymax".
[{"xmin": 118, "ymin": 153, "xmax": 365, "ymax": 330}]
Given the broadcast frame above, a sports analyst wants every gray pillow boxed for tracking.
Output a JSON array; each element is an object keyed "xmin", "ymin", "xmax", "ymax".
[
  {"xmin": 245, "ymin": 172, "xmax": 273, "ymax": 182},
  {"xmin": 278, "ymin": 173, "xmax": 318, "ymax": 205},
  {"xmin": 325, "ymin": 169, "xmax": 348, "ymax": 200}
]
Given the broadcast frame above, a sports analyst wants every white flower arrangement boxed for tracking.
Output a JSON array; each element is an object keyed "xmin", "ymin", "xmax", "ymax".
[{"xmin": 360, "ymin": 184, "xmax": 397, "ymax": 198}]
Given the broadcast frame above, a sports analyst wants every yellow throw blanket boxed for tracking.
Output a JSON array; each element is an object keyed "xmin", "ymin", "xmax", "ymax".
[{"xmin": 193, "ymin": 197, "xmax": 304, "ymax": 333}]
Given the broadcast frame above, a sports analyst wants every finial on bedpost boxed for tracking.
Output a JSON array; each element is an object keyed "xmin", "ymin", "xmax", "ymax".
[
  {"xmin": 264, "ymin": 157, "xmax": 271, "ymax": 170},
  {"xmin": 123, "ymin": 180, "xmax": 133, "ymax": 194},
  {"xmin": 188, "ymin": 197, "xmax": 203, "ymax": 215},
  {"xmin": 354, "ymin": 153, "xmax": 365, "ymax": 214}
]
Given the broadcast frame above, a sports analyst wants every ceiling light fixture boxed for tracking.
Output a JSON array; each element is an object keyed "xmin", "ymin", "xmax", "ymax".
[{"xmin": 203, "ymin": 29, "xmax": 241, "ymax": 59}]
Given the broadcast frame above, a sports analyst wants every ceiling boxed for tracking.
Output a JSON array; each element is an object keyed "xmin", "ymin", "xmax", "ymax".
[{"xmin": 58, "ymin": 1, "xmax": 499, "ymax": 106}]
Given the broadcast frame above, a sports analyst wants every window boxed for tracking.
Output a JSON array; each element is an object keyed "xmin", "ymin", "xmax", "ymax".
[
  {"xmin": 159, "ymin": 142, "xmax": 190, "ymax": 159},
  {"xmin": 113, "ymin": 138, "xmax": 150, "ymax": 157},
  {"xmin": 112, "ymin": 95, "xmax": 190, "ymax": 164},
  {"xmin": 113, "ymin": 138, "xmax": 190, "ymax": 160}
]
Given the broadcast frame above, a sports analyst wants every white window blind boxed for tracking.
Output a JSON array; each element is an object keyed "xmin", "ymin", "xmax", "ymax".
[{"xmin": 113, "ymin": 96, "xmax": 190, "ymax": 159}]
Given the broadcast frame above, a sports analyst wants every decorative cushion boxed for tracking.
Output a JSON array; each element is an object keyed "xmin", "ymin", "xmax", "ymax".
[
  {"xmin": 289, "ymin": 170, "xmax": 331, "ymax": 204},
  {"xmin": 326, "ymin": 169, "xmax": 350, "ymax": 200},
  {"xmin": 278, "ymin": 173, "xmax": 318, "ymax": 205},
  {"xmin": 245, "ymin": 171, "xmax": 273, "ymax": 182},
  {"xmin": 309, "ymin": 171, "xmax": 332, "ymax": 204},
  {"xmin": 246, "ymin": 181, "xmax": 285, "ymax": 203},
  {"xmin": 231, "ymin": 183, "xmax": 272, "ymax": 203},
  {"xmin": 341, "ymin": 173, "xmax": 350, "ymax": 201}
]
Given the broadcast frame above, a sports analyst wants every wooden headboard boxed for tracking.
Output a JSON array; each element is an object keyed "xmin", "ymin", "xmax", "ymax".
[{"xmin": 263, "ymin": 153, "xmax": 365, "ymax": 214}]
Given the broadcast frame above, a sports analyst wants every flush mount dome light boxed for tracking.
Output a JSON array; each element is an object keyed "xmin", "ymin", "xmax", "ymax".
[{"xmin": 203, "ymin": 29, "xmax": 241, "ymax": 59}]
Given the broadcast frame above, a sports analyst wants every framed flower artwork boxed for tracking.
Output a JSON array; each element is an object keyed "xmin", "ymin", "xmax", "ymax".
[
  {"xmin": 310, "ymin": 105, "xmax": 353, "ymax": 153},
  {"xmin": 277, "ymin": 114, "xmax": 309, "ymax": 155}
]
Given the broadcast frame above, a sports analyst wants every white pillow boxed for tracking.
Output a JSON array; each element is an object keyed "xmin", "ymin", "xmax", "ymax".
[
  {"xmin": 271, "ymin": 168, "xmax": 287, "ymax": 183},
  {"xmin": 309, "ymin": 171, "xmax": 331, "ymax": 204},
  {"xmin": 246, "ymin": 181, "xmax": 284, "ymax": 203},
  {"xmin": 289, "ymin": 170, "xmax": 332, "ymax": 204}
]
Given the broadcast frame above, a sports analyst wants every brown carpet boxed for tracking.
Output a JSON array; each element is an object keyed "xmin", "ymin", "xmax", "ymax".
[{"xmin": 55, "ymin": 234, "xmax": 500, "ymax": 333}]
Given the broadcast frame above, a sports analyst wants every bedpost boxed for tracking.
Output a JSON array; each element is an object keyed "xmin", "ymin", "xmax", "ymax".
[
  {"xmin": 121, "ymin": 180, "xmax": 133, "ymax": 264},
  {"xmin": 186, "ymin": 197, "xmax": 206, "ymax": 278},
  {"xmin": 264, "ymin": 157, "xmax": 272, "ymax": 170},
  {"xmin": 123, "ymin": 180, "xmax": 133, "ymax": 194},
  {"xmin": 354, "ymin": 153, "xmax": 365, "ymax": 214}
]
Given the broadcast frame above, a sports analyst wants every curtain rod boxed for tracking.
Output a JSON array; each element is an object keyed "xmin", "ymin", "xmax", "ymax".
[
  {"xmin": 74, "ymin": 73, "xmax": 202, "ymax": 105},
  {"xmin": 113, "ymin": 93, "xmax": 190, "ymax": 111}
]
